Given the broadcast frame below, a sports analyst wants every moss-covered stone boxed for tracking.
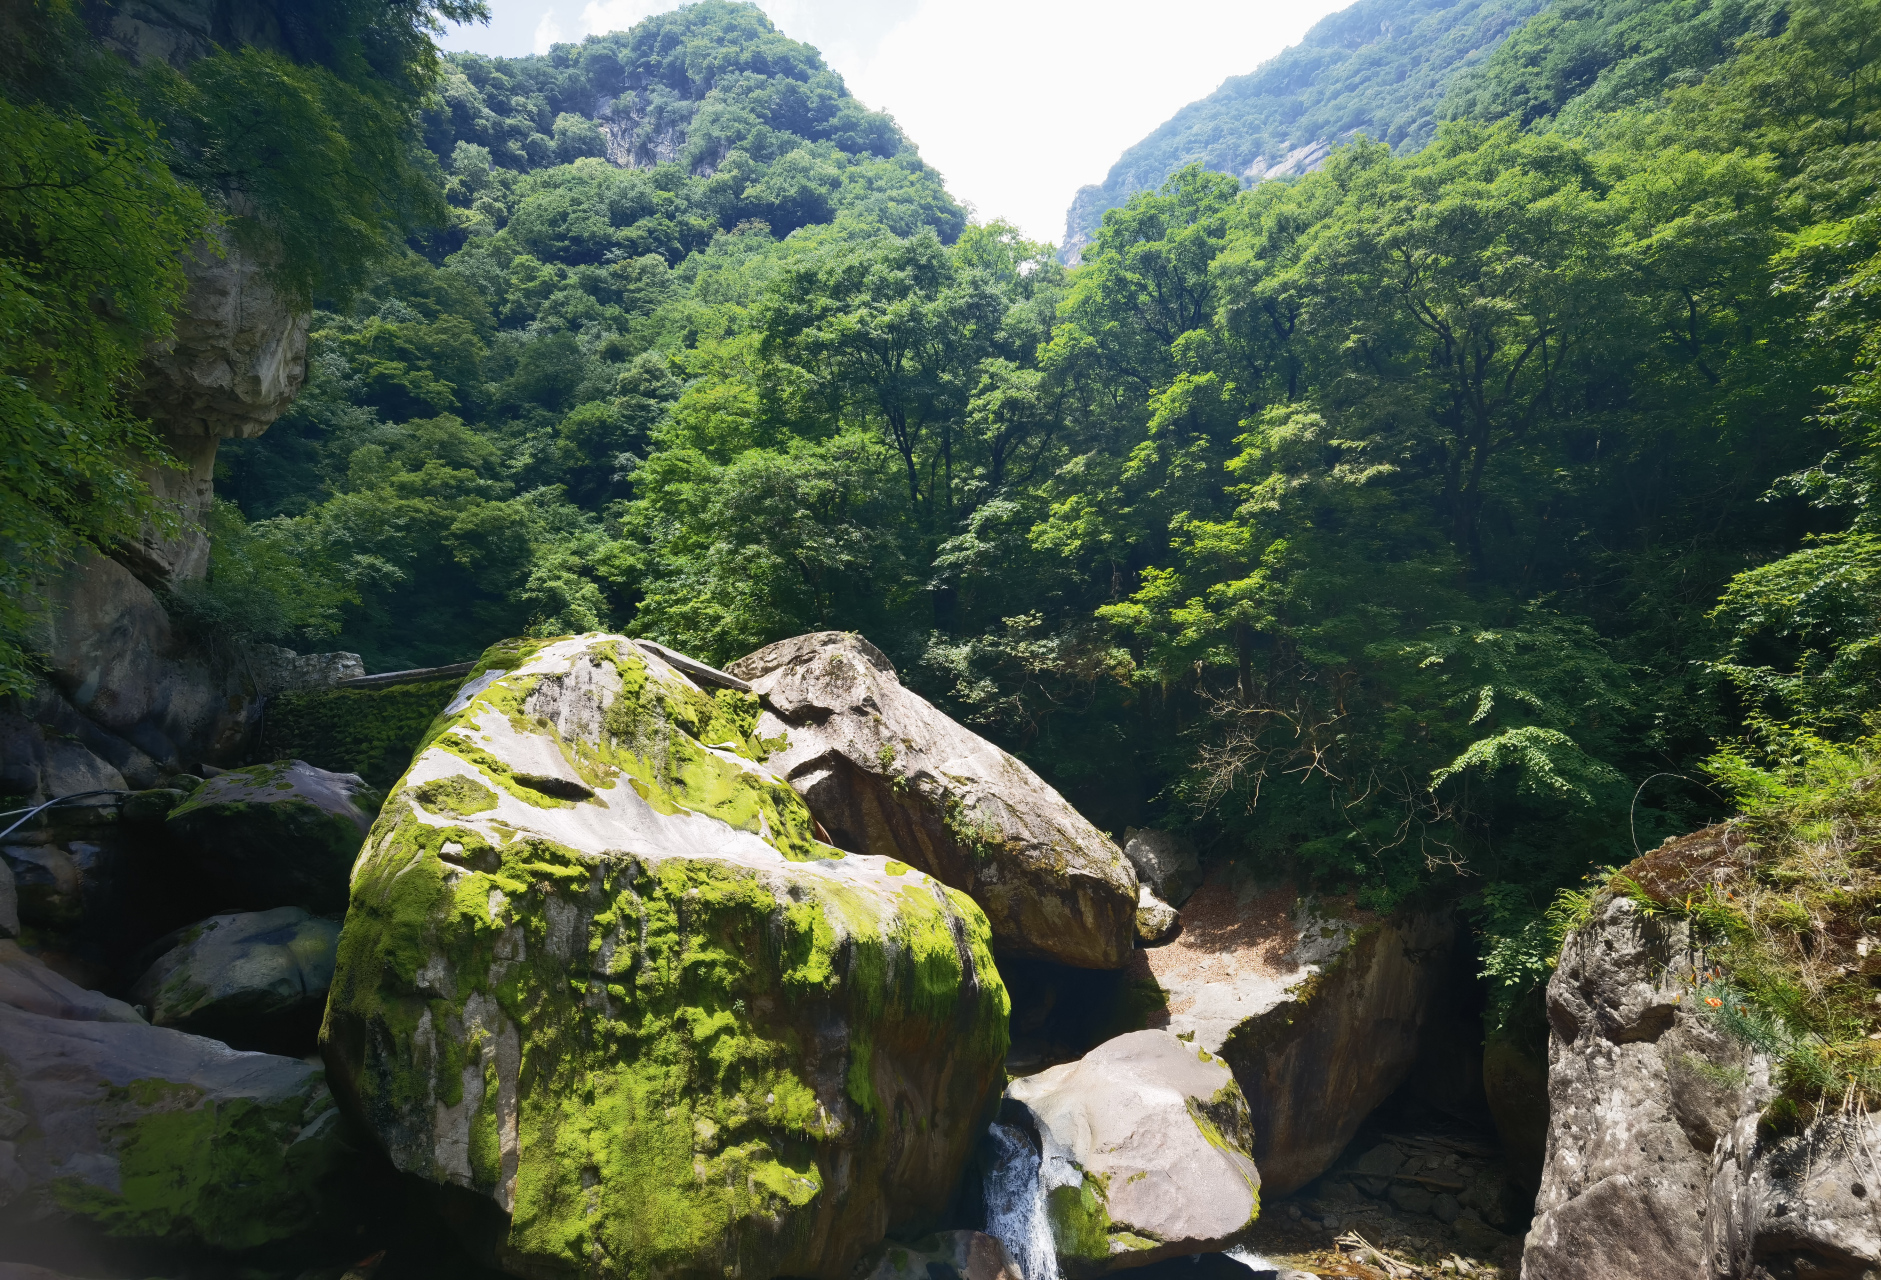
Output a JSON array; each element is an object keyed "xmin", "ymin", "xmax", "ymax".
[
  {"xmin": 168, "ymin": 760, "xmax": 377, "ymax": 915},
  {"xmin": 0, "ymin": 989, "xmax": 354, "ymax": 1254},
  {"xmin": 262, "ymin": 679, "xmax": 463, "ymax": 788},
  {"xmin": 323, "ymin": 635, "xmax": 1010, "ymax": 1280}
]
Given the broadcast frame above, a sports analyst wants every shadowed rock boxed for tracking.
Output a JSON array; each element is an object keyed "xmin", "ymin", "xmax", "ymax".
[
  {"xmin": 0, "ymin": 942, "xmax": 353, "ymax": 1252},
  {"xmin": 131, "ymin": 907, "xmax": 340, "ymax": 1055},
  {"xmin": 168, "ymin": 760, "xmax": 375, "ymax": 914}
]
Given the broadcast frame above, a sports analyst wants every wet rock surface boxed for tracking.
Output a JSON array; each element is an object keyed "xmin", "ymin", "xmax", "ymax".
[
  {"xmin": 729, "ymin": 632, "xmax": 1138, "ymax": 970},
  {"xmin": 324, "ymin": 634, "xmax": 1009, "ymax": 1280},
  {"xmin": 1002, "ymin": 1029, "xmax": 1261, "ymax": 1274}
]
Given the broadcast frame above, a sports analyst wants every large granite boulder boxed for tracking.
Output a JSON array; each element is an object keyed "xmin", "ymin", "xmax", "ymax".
[
  {"xmin": 728, "ymin": 633, "xmax": 1138, "ymax": 970},
  {"xmin": 998, "ymin": 1030, "xmax": 1261, "ymax": 1275},
  {"xmin": 168, "ymin": 760, "xmax": 375, "ymax": 915},
  {"xmin": 0, "ymin": 943, "xmax": 354, "ymax": 1253},
  {"xmin": 1125, "ymin": 865, "xmax": 1454, "ymax": 1195},
  {"xmin": 323, "ymin": 634, "xmax": 1010, "ymax": 1280},
  {"xmin": 131, "ymin": 907, "xmax": 341, "ymax": 1055}
]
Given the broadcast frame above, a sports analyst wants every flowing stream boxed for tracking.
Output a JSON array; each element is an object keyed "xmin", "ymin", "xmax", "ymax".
[{"xmin": 983, "ymin": 1122, "xmax": 1065, "ymax": 1280}]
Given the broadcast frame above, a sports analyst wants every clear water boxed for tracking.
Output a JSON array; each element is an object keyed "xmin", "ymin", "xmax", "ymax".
[{"xmin": 983, "ymin": 1122, "xmax": 1062, "ymax": 1280}]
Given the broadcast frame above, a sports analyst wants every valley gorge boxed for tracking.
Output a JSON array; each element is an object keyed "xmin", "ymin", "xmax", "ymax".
[{"xmin": 5, "ymin": 0, "xmax": 1881, "ymax": 1278}]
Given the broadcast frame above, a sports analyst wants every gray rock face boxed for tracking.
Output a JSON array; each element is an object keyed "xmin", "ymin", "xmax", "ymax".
[
  {"xmin": 860, "ymin": 1231, "xmax": 1023, "ymax": 1280},
  {"xmin": 1003, "ymin": 1029, "xmax": 1260, "ymax": 1274},
  {"xmin": 168, "ymin": 760, "xmax": 376, "ymax": 915},
  {"xmin": 1135, "ymin": 886, "xmax": 1180, "ymax": 946},
  {"xmin": 1524, "ymin": 894, "xmax": 1728, "ymax": 1280},
  {"xmin": 729, "ymin": 632, "xmax": 1139, "ymax": 970},
  {"xmin": 14, "ymin": 551, "xmax": 364, "ymax": 798},
  {"xmin": 131, "ymin": 907, "xmax": 340, "ymax": 1054},
  {"xmin": 0, "ymin": 941, "xmax": 144, "ymax": 1024},
  {"xmin": 1123, "ymin": 829, "xmax": 1201, "ymax": 906},
  {"xmin": 0, "ymin": 942, "xmax": 352, "ymax": 1251},
  {"xmin": 124, "ymin": 235, "xmax": 309, "ymax": 584},
  {"xmin": 1128, "ymin": 866, "xmax": 1455, "ymax": 1195},
  {"xmin": 1527, "ymin": 883, "xmax": 1881, "ymax": 1280}
]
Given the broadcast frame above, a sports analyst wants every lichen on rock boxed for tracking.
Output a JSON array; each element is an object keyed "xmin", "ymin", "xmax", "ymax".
[{"xmin": 323, "ymin": 634, "xmax": 1010, "ymax": 1280}]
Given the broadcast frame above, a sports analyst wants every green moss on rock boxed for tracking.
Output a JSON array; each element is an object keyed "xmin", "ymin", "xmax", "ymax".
[
  {"xmin": 324, "ymin": 634, "xmax": 1010, "ymax": 1280},
  {"xmin": 263, "ymin": 679, "xmax": 462, "ymax": 788}
]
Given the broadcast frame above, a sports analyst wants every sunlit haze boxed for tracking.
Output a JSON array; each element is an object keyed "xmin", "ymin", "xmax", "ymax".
[{"xmin": 438, "ymin": 0, "xmax": 1351, "ymax": 244}]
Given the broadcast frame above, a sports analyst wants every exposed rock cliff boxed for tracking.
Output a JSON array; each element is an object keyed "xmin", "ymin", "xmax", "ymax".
[
  {"xmin": 1524, "ymin": 830, "xmax": 1881, "ymax": 1280},
  {"xmin": 1127, "ymin": 865, "xmax": 1455, "ymax": 1196}
]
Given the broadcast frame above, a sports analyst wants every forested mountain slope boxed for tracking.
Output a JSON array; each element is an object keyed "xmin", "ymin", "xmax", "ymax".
[
  {"xmin": 1061, "ymin": 0, "xmax": 1786, "ymax": 259},
  {"xmin": 48, "ymin": 0, "xmax": 1881, "ymax": 1039}
]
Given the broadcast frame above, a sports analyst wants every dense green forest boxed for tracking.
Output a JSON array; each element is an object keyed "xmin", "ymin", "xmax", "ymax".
[
  {"xmin": 1061, "ymin": 0, "xmax": 1788, "ymax": 257},
  {"xmin": 6, "ymin": 0, "xmax": 1880, "ymax": 1038}
]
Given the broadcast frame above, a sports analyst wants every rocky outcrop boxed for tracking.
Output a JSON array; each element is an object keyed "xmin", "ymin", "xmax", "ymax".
[
  {"xmin": 323, "ymin": 634, "xmax": 1010, "ymax": 1280},
  {"xmin": 122, "ymin": 235, "xmax": 309, "ymax": 584},
  {"xmin": 8, "ymin": 551, "xmax": 364, "ymax": 800},
  {"xmin": 1001, "ymin": 1030, "xmax": 1261, "ymax": 1275},
  {"xmin": 0, "ymin": 942, "xmax": 354, "ymax": 1253},
  {"xmin": 1524, "ymin": 891, "xmax": 1747, "ymax": 1280},
  {"xmin": 1126, "ymin": 865, "xmax": 1455, "ymax": 1195},
  {"xmin": 1122, "ymin": 829, "xmax": 1201, "ymax": 907},
  {"xmin": 168, "ymin": 760, "xmax": 376, "ymax": 915},
  {"xmin": 1524, "ymin": 848, "xmax": 1881, "ymax": 1280},
  {"xmin": 131, "ymin": 908, "xmax": 340, "ymax": 1054},
  {"xmin": 728, "ymin": 633, "xmax": 1138, "ymax": 970}
]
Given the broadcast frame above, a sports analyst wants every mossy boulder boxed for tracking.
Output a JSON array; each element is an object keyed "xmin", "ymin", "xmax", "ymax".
[
  {"xmin": 132, "ymin": 908, "xmax": 341, "ymax": 1055},
  {"xmin": 728, "ymin": 633, "xmax": 1138, "ymax": 970},
  {"xmin": 322, "ymin": 634, "xmax": 1010, "ymax": 1280},
  {"xmin": 0, "ymin": 943, "xmax": 355, "ymax": 1253},
  {"xmin": 1002, "ymin": 1030, "xmax": 1260, "ymax": 1276},
  {"xmin": 168, "ymin": 760, "xmax": 376, "ymax": 915}
]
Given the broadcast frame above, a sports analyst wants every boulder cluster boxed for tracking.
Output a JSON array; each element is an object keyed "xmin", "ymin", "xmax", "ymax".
[{"xmin": 1, "ymin": 629, "xmax": 1473, "ymax": 1280}]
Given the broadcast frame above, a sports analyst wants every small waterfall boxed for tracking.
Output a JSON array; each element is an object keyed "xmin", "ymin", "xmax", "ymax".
[{"xmin": 983, "ymin": 1122, "xmax": 1063, "ymax": 1280}]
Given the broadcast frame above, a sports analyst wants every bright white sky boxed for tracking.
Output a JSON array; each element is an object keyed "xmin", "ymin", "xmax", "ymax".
[{"xmin": 438, "ymin": 0, "xmax": 1350, "ymax": 244}]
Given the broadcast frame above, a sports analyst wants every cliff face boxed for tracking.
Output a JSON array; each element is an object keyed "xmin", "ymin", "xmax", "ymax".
[
  {"xmin": 1524, "ymin": 832, "xmax": 1881, "ymax": 1280},
  {"xmin": 7, "ymin": 6, "xmax": 333, "ymax": 799},
  {"xmin": 124, "ymin": 235, "xmax": 310, "ymax": 584}
]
